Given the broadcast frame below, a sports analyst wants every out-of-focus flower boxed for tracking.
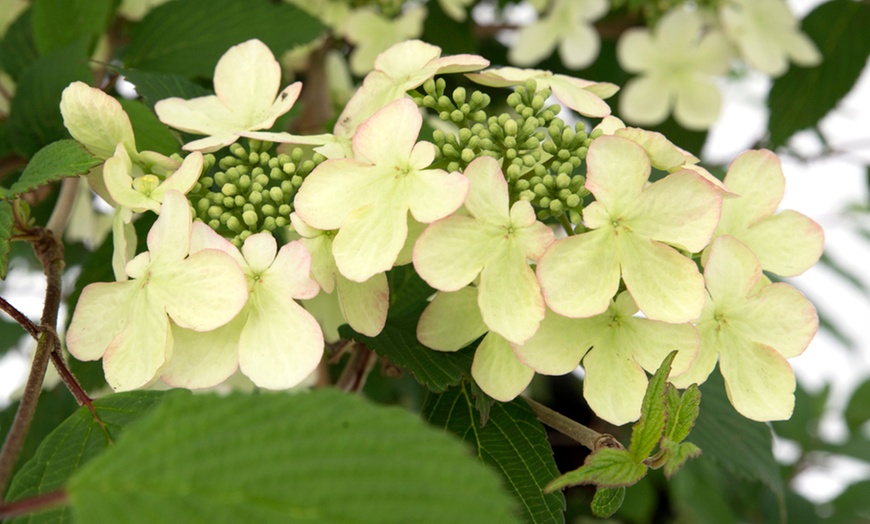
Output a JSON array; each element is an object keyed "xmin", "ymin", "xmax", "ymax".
[
  {"xmin": 720, "ymin": 0, "xmax": 821, "ymax": 76},
  {"xmin": 617, "ymin": 8, "xmax": 732, "ymax": 129},
  {"xmin": 509, "ymin": 0, "xmax": 607, "ymax": 69},
  {"xmin": 339, "ymin": 5, "xmax": 427, "ymax": 76}
]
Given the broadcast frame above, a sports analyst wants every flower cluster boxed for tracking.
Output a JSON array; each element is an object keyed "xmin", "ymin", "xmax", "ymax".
[{"xmin": 62, "ymin": 36, "xmax": 823, "ymax": 428}]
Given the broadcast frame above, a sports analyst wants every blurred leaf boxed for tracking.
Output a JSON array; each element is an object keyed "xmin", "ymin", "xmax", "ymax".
[
  {"xmin": 547, "ymin": 448, "xmax": 646, "ymax": 491},
  {"xmin": 661, "ymin": 440, "xmax": 702, "ymax": 479},
  {"xmin": 118, "ymin": 99, "xmax": 180, "ymax": 156},
  {"xmin": 768, "ymin": 0, "xmax": 870, "ymax": 147},
  {"xmin": 818, "ymin": 251, "xmax": 870, "ymax": 295},
  {"xmin": 0, "ymin": 386, "xmax": 82, "ymax": 497},
  {"xmin": 630, "ymin": 351, "xmax": 675, "ymax": 462},
  {"xmin": 423, "ymin": 384, "xmax": 566, "ymax": 524},
  {"xmin": 590, "ymin": 487, "xmax": 624, "ymax": 519},
  {"xmin": 422, "ymin": 0, "xmax": 477, "ymax": 56},
  {"xmin": 31, "ymin": 0, "xmax": 112, "ymax": 54},
  {"xmin": 691, "ymin": 369, "xmax": 784, "ymax": 503},
  {"xmin": 7, "ymin": 140, "xmax": 100, "ymax": 197},
  {"xmin": 771, "ymin": 381, "xmax": 828, "ymax": 447},
  {"xmin": 124, "ymin": 0, "xmax": 325, "ymax": 77},
  {"xmin": 6, "ymin": 391, "xmax": 171, "ymax": 523},
  {"xmin": 68, "ymin": 391, "xmax": 520, "ymax": 524},
  {"xmin": 669, "ymin": 458, "xmax": 740, "ymax": 524},
  {"xmin": 386, "ymin": 264, "xmax": 434, "ymax": 321},
  {"xmin": 828, "ymin": 479, "xmax": 870, "ymax": 523},
  {"xmin": 0, "ymin": 9, "xmax": 39, "ymax": 81},
  {"xmin": 844, "ymin": 378, "xmax": 870, "ymax": 434},
  {"xmin": 0, "ymin": 200, "xmax": 12, "ymax": 279},
  {"xmin": 116, "ymin": 68, "xmax": 212, "ymax": 110},
  {"xmin": 6, "ymin": 38, "xmax": 90, "ymax": 158},
  {"xmin": 0, "ymin": 321, "xmax": 26, "ymax": 358}
]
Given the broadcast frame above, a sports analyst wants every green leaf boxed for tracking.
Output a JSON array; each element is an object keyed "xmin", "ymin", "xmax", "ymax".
[
  {"xmin": 8, "ymin": 140, "xmax": 101, "ymax": 196},
  {"xmin": 661, "ymin": 440, "xmax": 702, "ymax": 479},
  {"xmin": 828, "ymin": 479, "xmax": 870, "ymax": 524},
  {"xmin": 666, "ymin": 383, "xmax": 701, "ymax": 444},
  {"xmin": 67, "ymin": 390, "xmax": 520, "ymax": 524},
  {"xmin": 423, "ymin": 384, "xmax": 566, "ymax": 524},
  {"xmin": 844, "ymin": 378, "xmax": 870, "ymax": 434},
  {"xmin": 691, "ymin": 369, "xmax": 784, "ymax": 501},
  {"xmin": 768, "ymin": 0, "xmax": 870, "ymax": 146},
  {"xmin": 339, "ymin": 324, "xmax": 475, "ymax": 392},
  {"xmin": 629, "ymin": 351, "xmax": 676, "ymax": 462},
  {"xmin": 386, "ymin": 264, "xmax": 435, "ymax": 321},
  {"xmin": 546, "ymin": 448, "xmax": 646, "ymax": 492},
  {"xmin": 5, "ymin": 391, "xmax": 169, "ymax": 522},
  {"xmin": 0, "ymin": 200, "xmax": 12, "ymax": 279},
  {"xmin": 6, "ymin": 38, "xmax": 91, "ymax": 157},
  {"xmin": 590, "ymin": 487, "xmax": 625, "ymax": 519},
  {"xmin": 116, "ymin": 68, "xmax": 212, "ymax": 111},
  {"xmin": 31, "ymin": 0, "xmax": 112, "ymax": 55},
  {"xmin": 118, "ymin": 99, "xmax": 180, "ymax": 156},
  {"xmin": 0, "ymin": 9, "xmax": 39, "ymax": 81},
  {"xmin": 0, "ymin": 385, "xmax": 80, "ymax": 492},
  {"xmin": 124, "ymin": 0, "xmax": 325, "ymax": 77}
]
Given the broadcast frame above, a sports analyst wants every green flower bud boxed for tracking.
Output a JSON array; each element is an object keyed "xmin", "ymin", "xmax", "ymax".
[
  {"xmin": 569, "ymin": 209, "xmax": 582, "ymax": 224},
  {"xmin": 452, "ymin": 87, "xmax": 466, "ymax": 105},
  {"xmin": 519, "ymin": 189, "xmax": 535, "ymax": 201},
  {"xmin": 556, "ymin": 172, "xmax": 571, "ymax": 189},
  {"xmin": 263, "ymin": 216, "xmax": 277, "ymax": 230},
  {"xmin": 281, "ymin": 181, "xmax": 294, "ymax": 194},
  {"xmin": 549, "ymin": 200, "xmax": 564, "ymax": 214},
  {"xmin": 239, "ymin": 230, "xmax": 253, "ymax": 242},
  {"xmin": 261, "ymin": 204, "xmax": 277, "ymax": 217},
  {"xmin": 208, "ymin": 219, "xmax": 221, "ymax": 230},
  {"xmin": 249, "ymin": 191, "xmax": 263, "ymax": 205},
  {"xmin": 221, "ymin": 184, "xmax": 238, "ymax": 197},
  {"xmin": 234, "ymin": 195, "xmax": 245, "ymax": 207},
  {"xmin": 460, "ymin": 148, "xmax": 476, "ymax": 163},
  {"xmin": 278, "ymin": 204, "xmax": 292, "ymax": 216},
  {"xmin": 238, "ymin": 175, "xmax": 252, "ymax": 191},
  {"xmin": 566, "ymin": 194, "xmax": 581, "ymax": 208},
  {"xmin": 269, "ymin": 186, "xmax": 284, "ymax": 203},
  {"xmin": 275, "ymin": 216, "xmax": 288, "ymax": 228},
  {"xmin": 226, "ymin": 216, "xmax": 242, "ymax": 232},
  {"xmin": 207, "ymin": 205, "xmax": 223, "ymax": 219},
  {"xmin": 543, "ymin": 174, "xmax": 556, "ymax": 189},
  {"xmin": 243, "ymin": 210, "xmax": 259, "ymax": 226},
  {"xmin": 214, "ymin": 171, "xmax": 229, "ymax": 186},
  {"xmin": 534, "ymin": 183, "xmax": 548, "ymax": 197}
]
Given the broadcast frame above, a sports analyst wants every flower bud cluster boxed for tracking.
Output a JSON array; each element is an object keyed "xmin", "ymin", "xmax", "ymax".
[
  {"xmin": 188, "ymin": 140, "xmax": 324, "ymax": 246},
  {"xmin": 427, "ymin": 80, "xmax": 592, "ymax": 223}
]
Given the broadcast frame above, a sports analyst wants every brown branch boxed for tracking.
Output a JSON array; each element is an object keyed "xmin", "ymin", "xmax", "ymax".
[
  {"xmin": 0, "ymin": 297, "xmax": 39, "ymax": 339},
  {"xmin": 0, "ymin": 489, "xmax": 68, "ymax": 518},
  {"xmin": 335, "ymin": 343, "xmax": 377, "ymax": 393},
  {"xmin": 524, "ymin": 397, "xmax": 623, "ymax": 452}
]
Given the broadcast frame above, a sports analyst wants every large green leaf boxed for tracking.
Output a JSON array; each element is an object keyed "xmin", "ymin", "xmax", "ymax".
[
  {"xmin": 0, "ymin": 200, "xmax": 12, "ymax": 279},
  {"xmin": 0, "ymin": 9, "xmax": 39, "ymax": 81},
  {"xmin": 5, "ymin": 391, "xmax": 169, "ymax": 523},
  {"xmin": 31, "ymin": 0, "xmax": 113, "ymax": 55},
  {"xmin": 6, "ymin": 39, "xmax": 90, "ymax": 157},
  {"xmin": 768, "ymin": 1, "xmax": 870, "ymax": 147},
  {"xmin": 691, "ymin": 369, "xmax": 784, "ymax": 501},
  {"xmin": 124, "ymin": 0, "xmax": 325, "ymax": 77},
  {"xmin": 66, "ymin": 390, "xmax": 520, "ymax": 524},
  {"xmin": 7, "ymin": 140, "xmax": 101, "ymax": 197},
  {"xmin": 423, "ymin": 384, "xmax": 566, "ymax": 524},
  {"xmin": 0, "ymin": 386, "xmax": 80, "ymax": 494},
  {"xmin": 118, "ymin": 99, "xmax": 180, "ymax": 156},
  {"xmin": 117, "ymin": 68, "xmax": 212, "ymax": 110},
  {"xmin": 844, "ymin": 378, "xmax": 870, "ymax": 435}
]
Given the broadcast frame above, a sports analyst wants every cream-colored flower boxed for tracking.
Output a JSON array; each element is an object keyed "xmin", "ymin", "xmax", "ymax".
[
  {"xmin": 509, "ymin": 0, "xmax": 607, "ymax": 69},
  {"xmin": 339, "ymin": 5, "xmax": 427, "ymax": 76}
]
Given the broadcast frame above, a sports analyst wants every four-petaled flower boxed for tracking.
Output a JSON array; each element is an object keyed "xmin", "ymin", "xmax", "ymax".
[
  {"xmin": 514, "ymin": 292, "xmax": 699, "ymax": 426},
  {"xmin": 617, "ymin": 8, "xmax": 732, "ymax": 130},
  {"xmin": 710, "ymin": 149, "xmax": 824, "ymax": 276},
  {"xmin": 155, "ymin": 39, "xmax": 302, "ymax": 153},
  {"xmin": 537, "ymin": 135, "xmax": 722, "ymax": 323},
  {"xmin": 414, "ymin": 156, "xmax": 554, "ymax": 345},
  {"xmin": 293, "ymin": 98, "xmax": 469, "ymax": 283},
  {"xmin": 162, "ymin": 226, "xmax": 324, "ymax": 390},
  {"xmin": 66, "ymin": 190, "xmax": 249, "ymax": 391},
  {"xmin": 509, "ymin": 0, "xmax": 607, "ymax": 70},
  {"xmin": 671, "ymin": 236, "xmax": 818, "ymax": 421}
]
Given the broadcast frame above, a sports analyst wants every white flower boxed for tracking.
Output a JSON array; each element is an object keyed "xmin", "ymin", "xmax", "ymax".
[
  {"xmin": 616, "ymin": 8, "xmax": 733, "ymax": 130},
  {"xmin": 339, "ymin": 5, "xmax": 427, "ymax": 76},
  {"xmin": 66, "ymin": 191, "xmax": 249, "ymax": 391},
  {"xmin": 155, "ymin": 39, "xmax": 302, "ymax": 153},
  {"xmin": 162, "ymin": 226, "xmax": 324, "ymax": 390},
  {"xmin": 720, "ymin": 0, "xmax": 821, "ymax": 76},
  {"xmin": 509, "ymin": 0, "xmax": 607, "ymax": 69}
]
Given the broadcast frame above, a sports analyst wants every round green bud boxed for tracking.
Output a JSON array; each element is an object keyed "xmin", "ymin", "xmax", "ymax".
[
  {"xmin": 458, "ymin": 128, "xmax": 472, "ymax": 143},
  {"xmin": 447, "ymin": 161, "xmax": 460, "ymax": 172},
  {"xmin": 534, "ymin": 183, "xmax": 548, "ymax": 197},
  {"xmin": 207, "ymin": 206, "xmax": 223, "ymax": 219},
  {"xmin": 515, "ymin": 179, "xmax": 530, "ymax": 191},
  {"xmin": 238, "ymin": 175, "xmax": 252, "ymax": 191},
  {"xmin": 549, "ymin": 200, "xmax": 564, "ymax": 214},
  {"xmin": 243, "ymin": 210, "xmax": 259, "ymax": 227},
  {"xmin": 239, "ymin": 230, "xmax": 253, "ymax": 242},
  {"xmin": 233, "ymin": 195, "xmax": 246, "ymax": 207},
  {"xmin": 214, "ymin": 171, "xmax": 229, "ymax": 186},
  {"xmin": 451, "ymin": 110, "xmax": 465, "ymax": 123},
  {"xmin": 221, "ymin": 184, "xmax": 238, "ymax": 197},
  {"xmin": 226, "ymin": 167, "xmax": 241, "ymax": 182},
  {"xmin": 200, "ymin": 176, "xmax": 214, "ymax": 188},
  {"xmin": 251, "ymin": 182, "xmax": 264, "ymax": 193},
  {"xmin": 278, "ymin": 204, "xmax": 292, "ymax": 216},
  {"xmin": 208, "ymin": 218, "xmax": 221, "ymax": 230},
  {"xmin": 556, "ymin": 172, "xmax": 571, "ymax": 189},
  {"xmin": 269, "ymin": 186, "xmax": 284, "ymax": 203},
  {"xmin": 536, "ymin": 209, "xmax": 550, "ymax": 221},
  {"xmin": 230, "ymin": 143, "xmax": 246, "ymax": 158},
  {"xmin": 566, "ymin": 194, "xmax": 581, "ymax": 208},
  {"xmin": 558, "ymin": 188, "xmax": 572, "ymax": 200},
  {"xmin": 590, "ymin": 128, "xmax": 604, "ymax": 139},
  {"xmin": 460, "ymin": 148, "xmax": 476, "ymax": 163},
  {"xmin": 226, "ymin": 216, "xmax": 242, "ymax": 232},
  {"xmin": 519, "ymin": 189, "xmax": 535, "ymax": 201},
  {"xmin": 249, "ymin": 191, "xmax": 263, "ymax": 205},
  {"xmin": 196, "ymin": 198, "xmax": 210, "ymax": 214},
  {"xmin": 291, "ymin": 175, "xmax": 304, "ymax": 188},
  {"xmin": 263, "ymin": 216, "xmax": 277, "ymax": 230},
  {"xmin": 281, "ymin": 181, "xmax": 294, "ymax": 194},
  {"xmin": 543, "ymin": 174, "xmax": 556, "ymax": 189},
  {"xmin": 505, "ymin": 164, "xmax": 522, "ymax": 181},
  {"xmin": 452, "ymin": 87, "xmax": 466, "ymax": 105},
  {"xmin": 505, "ymin": 148, "xmax": 517, "ymax": 160},
  {"xmin": 569, "ymin": 210, "xmax": 582, "ymax": 224},
  {"xmin": 261, "ymin": 204, "xmax": 277, "ymax": 217},
  {"xmin": 504, "ymin": 136, "xmax": 517, "ymax": 149},
  {"xmin": 275, "ymin": 216, "xmax": 288, "ymax": 228}
]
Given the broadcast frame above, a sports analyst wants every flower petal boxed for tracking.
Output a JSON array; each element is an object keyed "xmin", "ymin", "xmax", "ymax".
[
  {"xmin": 478, "ymin": 245, "xmax": 545, "ymax": 344},
  {"xmin": 537, "ymin": 229, "xmax": 620, "ymax": 318},
  {"xmin": 619, "ymin": 76, "xmax": 672, "ymax": 127},
  {"xmin": 161, "ymin": 318, "xmax": 243, "ymax": 389},
  {"xmin": 332, "ymin": 196, "xmax": 408, "ymax": 282},
  {"xmin": 585, "ymin": 135, "xmax": 649, "ymax": 215},
  {"xmin": 407, "ymin": 168, "xmax": 469, "ymax": 223},
  {"xmin": 719, "ymin": 335, "xmax": 796, "ymax": 421},
  {"xmin": 620, "ymin": 234, "xmax": 706, "ymax": 323},
  {"xmin": 241, "ymin": 232, "xmax": 278, "ymax": 275},
  {"xmin": 548, "ymin": 76, "xmax": 612, "ymax": 117},
  {"xmin": 146, "ymin": 190, "xmax": 192, "ymax": 263},
  {"xmin": 238, "ymin": 288, "xmax": 324, "ymax": 389},
  {"xmin": 513, "ymin": 309, "xmax": 598, "ymax": 375},
  {"xmin": 213, "ymin": 39, "xmax": 281, "ymax": 124},
  {"xmin": 352, "ymin": 98, "xmax": 421, "ymax": 165},
  {"xmin": 741, "ymin": 210, "xmax": 824, "ymax": 277},
  {"xmin": 60, "ymin": 81, "xmax": 137, "ymax": 159},
  {"xmin": 267, "ymin": 240, "xmax": 320, "ymax": 300},
  {"xmin": 582, "ymin": 340, "xmax": 648, "ymax": 425},
  {"xmin": 460, "ymin": 156, "xmax": 508, "ymax": 224},
  {"xmin": 66, "ymin": 280, "xmax": 139, "ymax": 361},
  {"xmin": 336, "ymin": 271, "xmax": 389, "ymax": 337},
  {"xmin": 417, "ymin": 287, "xmax": 487, "ymax": 352},
  {"xmin": 740, "ymin": 282, "xmax": 817, "ymax": 359},
  {"xmin": 413, "ymin": 215, "xmax": 503, "ymax": 291},
  {"xmin": 471, "ymin": 332, "xmax": 535, "ymax": 402},
  {"xmin": 718, "ymin": 149, "xmax": 786, "ymax": 233},
  {"xmin": 509, "ymin": 18, "xmax": 559, "ymax": 66},
  {"xmin": 673, "ymin": 77, "xmax": 722, "ymax": 130},
  {"xmin": 151, "ymin": 151, "xmax": 203, "ymax": 201},
  {"xmin": 293, "ymin": 161, "xmax": 387, "ymax": 230}
]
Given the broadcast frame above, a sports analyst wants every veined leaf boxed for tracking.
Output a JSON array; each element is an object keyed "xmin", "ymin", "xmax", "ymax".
[
  {"xmin": 116, "ymin": 68, "xmax": 212, "ymax": 111},
  {"xmin": 545, "ymin": 448, "xmax": 646, "ymax": 492},
  {"xmin": 590, "ymin": 487, "xmax": 625, "ymax": 518},
  {"xmin": 666, "ymin": 384, "xmax": 701, "ymax": 444},
  {"xmin": 8, "ymin": 140, "xmax": 100, "ymax": 197},
  {"xmin": 629, "ymin": 351, "xmax": 675, "ymax": 462},
  {"xmin": 0, "ymin": 200, "xmax": 12, "ymax": 279}
]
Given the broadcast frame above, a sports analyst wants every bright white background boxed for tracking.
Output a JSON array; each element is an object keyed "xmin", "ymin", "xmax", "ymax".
[{"xmin": 1, "ymin": 0, "xmax": 869, "ymax": 506}]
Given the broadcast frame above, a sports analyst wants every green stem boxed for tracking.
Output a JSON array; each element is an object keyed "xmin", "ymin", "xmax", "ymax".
[
  {"xmin": 524, "ymin": 397, "xmax": 623, "ymax": 452},
  {"xmin": 558, "ymin": 214, "xmax": 575, "ymax": 236}
]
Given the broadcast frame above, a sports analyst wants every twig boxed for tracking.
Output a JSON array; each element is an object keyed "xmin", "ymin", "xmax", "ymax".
[
  {"xmin": 0, "ymin": 227, "xmax": 65, "ymax": 495},
  {"xmin": 524, "ymin": 397, "xmax": 622, "ymax": 452},
  {"xmin": 335, "ymin": 343, "xmax": 377, "ymax": 393},
  {"xmin": 0, "ymin": 489, "xmax": 68, "ymax": 518},
  {"xmin": 0, "ymin": 297, "xmax": 39, "ymax": 339}
]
